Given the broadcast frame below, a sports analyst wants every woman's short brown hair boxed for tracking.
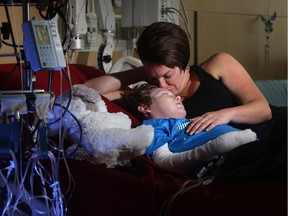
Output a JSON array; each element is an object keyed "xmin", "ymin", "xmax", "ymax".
[{"xmin": 137, "ymin": 22, "xmax": 190, "ymax": 71}]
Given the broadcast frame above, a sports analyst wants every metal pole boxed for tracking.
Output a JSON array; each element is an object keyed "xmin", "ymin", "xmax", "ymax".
[
  {"xmin": 193, "ymin": 11, "xmax": 198, "ymax": 66},
  {"xmin": 22, "ymin": 0, "xmax": 32, "ymax": 90}
]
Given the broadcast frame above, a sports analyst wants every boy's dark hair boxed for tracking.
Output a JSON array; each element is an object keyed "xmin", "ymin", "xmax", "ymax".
[{"xmin": 122, "ymin": 84, "xmax": 158, "ymax": 120}]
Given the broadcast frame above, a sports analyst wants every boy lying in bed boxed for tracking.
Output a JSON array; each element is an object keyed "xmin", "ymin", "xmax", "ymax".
[{"xmin": 123, "ymin": 84, "xmax": 257, "ymax": 173}]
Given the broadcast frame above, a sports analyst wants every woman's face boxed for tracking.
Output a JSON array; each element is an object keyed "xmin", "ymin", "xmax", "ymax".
[
  {"xmin": 143, "ymin": 62, "xmax": 189, "ymax": 96},
  {"xmin": 145, "ymin": 87, "xmax": 186, "ymax": 119}
]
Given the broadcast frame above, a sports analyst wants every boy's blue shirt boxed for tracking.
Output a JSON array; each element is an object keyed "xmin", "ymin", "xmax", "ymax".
[{"xmin": 142, "ymin": 118, "xmax": 238, "ymax": 158}]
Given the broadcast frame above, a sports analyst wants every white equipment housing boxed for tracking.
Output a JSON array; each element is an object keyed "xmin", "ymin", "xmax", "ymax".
[
  {"xmin": 121, "ymin": 0, "xmax": 179, "ymax": 27},
  {"xmin": 71, "ymin": 0, "xmax": 179, "ymax": 73}
]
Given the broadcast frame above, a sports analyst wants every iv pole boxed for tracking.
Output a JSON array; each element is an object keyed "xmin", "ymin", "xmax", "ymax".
[{"xmin": 22, "ymin": 0, "xmax": 33, "ymax": 90}]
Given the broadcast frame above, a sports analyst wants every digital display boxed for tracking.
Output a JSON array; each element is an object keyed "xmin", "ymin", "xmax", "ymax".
[
  {"xmin": 34, "ymin": 25, "xmax": 51, "ymax": 45},
  {"xmin": 22, "ymin": 19, "xmax": 66, "ymax": 71}
]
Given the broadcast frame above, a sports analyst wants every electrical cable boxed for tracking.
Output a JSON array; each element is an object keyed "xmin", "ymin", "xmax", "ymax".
[
  {"xmin": 165, "ymin": 12, "xmax": 176, "ymax": 24},
  {"xmin": 11, "ymin": 154, "xmax": 34, "ymax": 215},
  {"xmin": 48, "ymin": 61, "xmax": 76, "ymax": 203},
  {"xmin": 0, "ymin": 160, "xmax": 16, "ymax": 216},
  {"xmin": 29, "ymin": 154, "xmax": 65, "ymax": 216},
  {"xmin": 8, "ymin": 1, "xmax": 25, "ymax": 91},
  {"xmin": 46, "ymin": 123, "xmax": 76, "ymax": 204},
  {"xmin": 48, "ymin": 103, "xmax": 83, "ymax": 159},
  {"xmin": 47, "ymin": 68, "xmax": 73, "ymax": 125},
  {"xmin": 0, "ymin": 116, "xmax": 70, "ymax": 215},
  {"xmin": 59, "ymin": 0, "xmax": 69, "ymax": 8},
  {"xmin": 1, "ymin": 40, "xmax": 23, "ymax": 48},
  {"xmin": 0, "ymin": 87, "xmax": 69, "ymax": 215},
  {"xmin": 159, "ymin": 158, "xmax": 223, "ymax": 216},
  {"xmin": 37, "ymin": 2, "xmax": 48, "ymax": 20},
  {"xmin": 159, "ymin": 180, "xmax": 201, "ymax": 216},
  {"xmin": 3, "ymin": 0, "xmax": 20, "ymax": 64},
  {"xmin": 48, "ymin": 151, "xmax": 65, "ymax": 215},
  {"xmin": 54, "ymin": 6, "xmax": 69, "ymax": 49},
  {"xmin": 58, "ymin": 64, "xmax": 69, "ymax": 160},
  {"xmin": 164, "ymin": 7, "xmax": 193, "ymax": 39},
  {"xmin": 180, "ymin": 0, "xmax": 192, "ymax": 38},
  {"xmin": 1, "ymin": 2, "xmax": 75, "ymax": 214},
  {"xmin": 57, "ymin": 150, "xmax": 75, "ymax": 202},
  {"xmin": 46, "ymin": 67, "xmax": 77, "ymax": 202},
  {"xmin": 36, "ymin": 0, "xmax": 70, "ymax": 52},
  {"xmin": 1, "ymin": 151, "xmax": 24, "ymax": 216},
  {"xmin": 45, "ymin": 3, "xmax": 58, "ymax": 20}
]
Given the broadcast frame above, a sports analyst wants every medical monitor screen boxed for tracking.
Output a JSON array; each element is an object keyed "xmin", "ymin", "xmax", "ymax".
[{"xmin": 34, "ymin": 25, "xmax": 51, "ymax": 46}]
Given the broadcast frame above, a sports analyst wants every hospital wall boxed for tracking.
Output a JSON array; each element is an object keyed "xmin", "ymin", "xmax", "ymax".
[
  {"xmin": 182, "ymin": 0, "xmax": 287, "ymax": 80},
  {"xmin": 0, "ymin": 0, "xmax": 287, "ymax": 80}
]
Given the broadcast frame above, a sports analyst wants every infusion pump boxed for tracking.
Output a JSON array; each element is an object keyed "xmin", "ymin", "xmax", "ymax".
[{"xmin": 22, "ymin": 19, "xmax": 66, "ymax": 71}]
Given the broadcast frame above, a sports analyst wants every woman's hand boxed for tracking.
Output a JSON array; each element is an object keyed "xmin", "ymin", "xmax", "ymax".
[
  {"xmin": 186, "ymin": 109, "xmax": 233, "ymax": 135},
  {"xmin": 196, "ymin": 52, "xmax": 272, "ymax": 128}
]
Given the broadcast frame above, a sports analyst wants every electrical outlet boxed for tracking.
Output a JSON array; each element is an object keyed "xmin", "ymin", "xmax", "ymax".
[
  {"xmin": 86, "ymin": 31, "xmax": 97, "ymax": 44},
  {"xmin": 112, "ymin": 0, "xmax": 121, "ymax": 7},
  {"xmin": 86, "ymin": 12, "xmax": 98, "ymax": 45}
]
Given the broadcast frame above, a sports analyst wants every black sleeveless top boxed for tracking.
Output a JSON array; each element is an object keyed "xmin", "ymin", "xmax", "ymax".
[
  {"xmin": 183, "ymin": 66, "xmax": 287, "ymax": 181},
  {"xmin": 183, "ymin": 65, "xmax": 239, "ymax": 119},
  {"xmin": 184, "ymin": 65, "xmax": 286, "ymax": 139}
]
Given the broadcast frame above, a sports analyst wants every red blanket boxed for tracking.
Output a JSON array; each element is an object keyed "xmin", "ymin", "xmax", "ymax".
[
  {"xmin": 59, "ymin": 156, "xmax": 286, "ymax": 216},
  {"xmin": 1, "ymin": 63, "xmax": 287, "ymax": 216}
]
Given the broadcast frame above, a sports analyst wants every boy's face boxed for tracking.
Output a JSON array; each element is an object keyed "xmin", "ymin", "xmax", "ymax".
[{"xmin": 142, "ymin": 87, "xmax": 186, "ymax": 119}]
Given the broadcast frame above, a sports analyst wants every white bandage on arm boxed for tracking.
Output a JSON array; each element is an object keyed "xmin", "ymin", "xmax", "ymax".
[
  {"xmin": 152, "ymin": 143, "xmax": 201, "ymax": 172},
  {"xmin": 151, "ymin": 129, "xmax": 257, "ymax": 172}
]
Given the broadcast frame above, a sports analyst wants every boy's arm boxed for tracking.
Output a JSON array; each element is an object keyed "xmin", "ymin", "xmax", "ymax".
[{"xmin": 152, "ymin": 129, "xmax": 257, "ymax": 172}]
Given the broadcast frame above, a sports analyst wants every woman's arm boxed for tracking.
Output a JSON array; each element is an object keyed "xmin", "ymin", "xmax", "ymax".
[
  {"xmin": 102, "ymin": 90, "xmax": 124, "ymax": 101},
  {"xmin": 84, "ymin": 66, "xmax": 147, "ymax": 97},
  {"xmin": 186, "ymin": 52, "xmax": 272, "ymax": 135}
]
